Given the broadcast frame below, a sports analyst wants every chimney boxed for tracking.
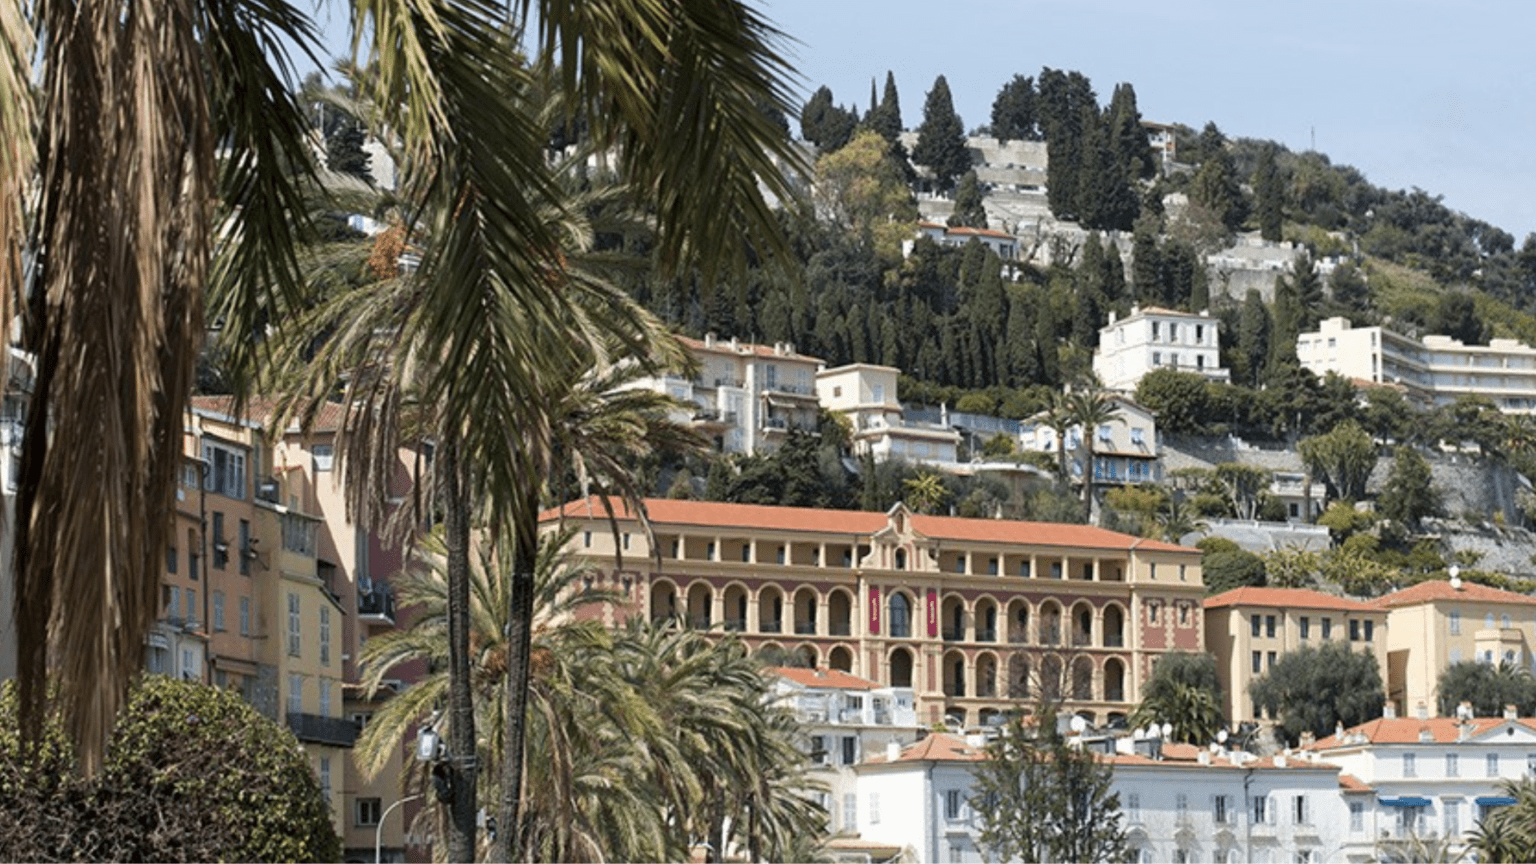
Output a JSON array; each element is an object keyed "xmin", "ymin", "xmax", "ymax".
[
  {"xmin": 1416, "ymin": 702, "xmax": 1429, "ymax": 721},
  {"xmin": 1197, "ymin": 750, "xmax": 1210, "ymax": 765},
  {"xmin": 1273, "ymin": 755, "xmax": 1287, "ymax": 768},
  {"xmin": 886, "ymin": 741, "xmax": 902, "ymax": 763},
  {"xmin": 1384, "ymin": 703, "xmax": 1397, "ymax": 719},
  {"xmin": 1108, "ymin": 311, "xmax": 1117, "ymax": 325},
  {"xmin": 729, "ymin": 336, "xmax": 738, "ymax": 351},
  {"xmin": 704, "ymin": 332, "xmax": 716, "ymax": 347},
  {"xmin": 1506, "ymin": 704, "xmax": 1519, "ymax": 720},
  {"xmin": 1298, "ymin": 731, "xmax": 1315, "ymax": 749},
  {"xmin": 1335, "ymin": 721, "xmax": 1345, "ymax": 740}
]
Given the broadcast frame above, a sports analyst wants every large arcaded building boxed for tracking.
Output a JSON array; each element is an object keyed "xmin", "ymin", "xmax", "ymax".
[{"xmin": 545, "ymin": 497, "xmax": 1205, "ymax": 729}]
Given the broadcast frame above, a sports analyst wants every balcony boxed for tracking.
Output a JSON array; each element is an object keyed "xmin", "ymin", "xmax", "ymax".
[
  {"xmin": 287, "ymin": 712, "xmax": 359, "ymax": 748},
  {"xmin": 794, "ymin": 621, "xmax": 817, "ymax": 635},
  {"xmin": 829, "ymin": 621, "xmax": 851, "ymax": 637},
  {"xmin": 975, "ymin": 628, "xmax": 997, "ymax": 643},
  {"xmin": 723, "ymin": 617, "xmax": 746, "ymax": 632},
  {"xmin": 358, "ymin": 582, "xmax": 396, "ymax": 626},
  {"xmin": 942, "ymin": 628, "xmax": 963, "ymax": 642},
  {"xmin": 760, "ymin": 618, "xmax": 783, "ymax": 634}
]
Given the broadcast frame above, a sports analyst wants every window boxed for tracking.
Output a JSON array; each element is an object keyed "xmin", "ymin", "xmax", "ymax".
[
  {"xmin": 1252, "ymin": 651, "xmax": 1262, "ymax": 674},
  {"xmin": 945, "ymin": 789, "xmax": 963, "ymax": 821},
  {"xmin": 202, "ymin": 441, "xmax": 246, "ymax": 499},
  {"xmin": 889, "ymin": 593, "xmax": 912, "ymax": 638},
  {"xmin": 1364, "ymin": 620, "xmax": 1374, "ymax": 641},
  {"xmin": 239, "ymin": 596, "xmax": 251, "ymax": 636},
  {"xmin": 212, "ymin": 591, "xmax": 225, "ymax": 632},
  {"xmin": 1300, "ymin": 616, "xmax": 1310, "ymax": 640},
  {"xmin": 319, "ymin": 606, "xmax": 331, "ymax": 666},
  {"xmin": 238, "ymin": 519, "xmax": 250, "ymax": 576},
  {"xmin": 808, "ymin": 735, "xmax": 829, "ymax": 766},
  {"xmin": 842, "ymin": 793, "xmax": 857, "ymax": 832},
  {"xmin": 1196, "ymin": 324, "xmax": 1205, "ymax": 343},
  {"xmin": 356, "ymin": 797, "xmax": 382, "ymax": 827},
  {"xmin": 1447, "ymin": 753, "xmax": 1459, "ymax": 777},
  {"xmin": 180, "ymin": 647, "xmax": 196, "ymax": 678},
  {"xmin": 1489, "ymin": 753, "xmax": 1500, "ymax": 776},
  {"xmin": 212, "ymin": 512, "xmax": 226, "ymax": 570},
  {"xmin": 1444, "ymin": 798, "xmax": 1461, "ymax": 838},
  {"xmin": 166, "ymin": 585, "xmax": 182, "ymax": 619},
  {"xmin": 1176, "ymin": 792, "xmax": 1189, "ymax": 819},
  {"xmin": 1251, "ymin": 615, "xmax": 1262, "ymax": 637},
  {"xmin": 1125, "ymin": 792, "xmax": 1140, "ymax": 823},
  {"xmin": 1149, "ymin": 602, "xmax": 1160, "ymax": 624},
  {"xmin": 1265, "ymin": 615, "xmax": 1276, "ymax": 638},
  {"xmin": 868, "ymin": 791, "xmax": 880, "ymax": 825},
  {"xmin": 319, "ymin": 678, "xmax": 332, "ymax": 716},
  {"xmin": 1131, "ymin": 427, "xmax": 1144, "ymax": 444},
  {"xmin": 287, "ymin": 673, "xmax": 303, "ymax": 713},
  {"xmin": 1152, "ymin": 322, "xmax": 1161, "ymax": 340},
  {"xmin": 1252, "ymin": 794, "xmax": 1269, "ymax": 824},
  {"xmin": 1295, "ymin": 851, "xmax": 1314, "ymax": 864},
  {"xmin": 1214, "ymin": 794, "xmax": 1229, "ymax": 824},
  {"xmin": 287, "ymin": 592, "xmax": 301, "ymax": 656},
  {"xmin": 1293, "ymin": 794, "xmax": 1309, "ymax": 825},
  {"xmin": 1451, "ymin": 610, "xmax": 1462, "ymax": 635},
  {"xmin": 1487, "ymin": 613, "xmax": 1497, "ymax": 630},
  {"xmin": 167, "ymin": 546, "xmax": 178, "ymax": 574},
  {"xmin": 186, "ymin": 589, "xmax": 197, "ymax": 626},
  {"xmin": 1404, "ymin": 753, "xmax": 1417, "ymax": 778},
  {"xmin": 840, "ymin": 736, "xmax": 858, "ymax": 766},
  {"xmin": 1321, "ymin": 618, "xmax": 1332, "ymax": 640},
  {"xmin": 318, "ymin": 756, "xmax": 331, "ymax": 800},
  {"xmin": 1349, "ymin": 800, "xmax": 1364, "ymax": 832},
  {"xmin": 1350, "ymin": 619, "xmax": 1361, "ymax": 641},
  {"xmin": 583, "ymin": 531, "xmax": 592, "ymax": 548},
  {"xmin": 1268, "ymin": 651, "xmax": 1277, "ymax": 670},
  {"xmin": 1153, "ymin": 351, "xmax": 1162, "ymax": 366},
  {"xmin": 1504, "ymin": 614, "xmax": 1513, "ymax": 629},
  {"xmin": 312, "ymin": 443, "xmax": 334, "ymax": 471},
  {"xmin": 1179, "ymin": 603, "xmax": 1189, "ymax": 625}
]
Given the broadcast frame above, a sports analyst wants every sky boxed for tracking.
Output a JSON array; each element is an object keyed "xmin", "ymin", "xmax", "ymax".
[{"xmin": 301, "ymin": 1, "xmax": 1536, "ymax": 240}]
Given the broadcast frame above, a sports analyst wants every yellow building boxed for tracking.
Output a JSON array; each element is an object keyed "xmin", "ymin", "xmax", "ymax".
[
  {"xmin": 1374, "ymin": 577, "xmax": 1536, "ymax": 717},
  {"xmin": 1203, "ymin": 587, "xmax": 1388, "ymax": 724}
]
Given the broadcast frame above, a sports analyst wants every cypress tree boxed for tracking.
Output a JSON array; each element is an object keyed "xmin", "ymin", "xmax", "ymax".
[
  {"xmin": 990, "ymin": 74, "xmax": 1037, "ymax": 143},
  {"xmin": 869, "ymin": 71, "xmax": 903, "ymax": 143},
  {"xmin": 801, "ymin": 85, "xmax": 858, "ymax": 154},
  {"xmin": 913, "ymin": 75, "xmax": 970, "ymax": 193},
  {"xmin": 949, "ymin": 170, "xmax": 988, "ymax": 228},
  {"xmin": 1005, "ymin": 296, "xmax": 1039, "ymax": 385},
  {"xmin": 1131, "ymin": 224, "xmax": 1161, "ymax": 303},
  {"xmin": 1270, "ymin": 273, "xmax": 1303, "ymax": 372},
  {"xmin": 1102, "ymin": 240, "xmax": 1126, "ymax": 305},
  {"xmin": 1253, "ymin": 143, "xmax": 1284, "ymax": 242},
  {"xmin": 1237, "ymin": 288, "xmax": 1272, "ymax": 386},
  {"xmin": 1107, "ymin": 82, "xmax": 1156, "ymax": 180},
  {"xmin": 1289, "ymin": 249, "xmax": 1324, "ymax": 328},
  {"xmin": 1038, "ymin": 68, "xmax": 1097, "ymax": 221}
]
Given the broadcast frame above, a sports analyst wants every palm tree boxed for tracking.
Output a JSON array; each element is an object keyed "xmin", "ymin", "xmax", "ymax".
[
  {"xmin": 2, "ymin": 0, "xmax": 804, "ymax": 794},
  {"xmin": 1156, "ymin": 495, "xmax": 1208, "ymax": 544},
  {"xmin": 1065, "ymin": 390, "xmax": 1124, "ymax": 523},
  {"xmin": 903, "ymin": 471, "xmax": 950, "ymax": 515},
  {"xmin": 1044, "ymin": 391, "xmax": 1075, "ymax": 482}
]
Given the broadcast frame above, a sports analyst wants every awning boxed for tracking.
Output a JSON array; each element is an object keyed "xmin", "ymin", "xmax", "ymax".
[
  {"xmin": 1378, "ymin": 796, "xmax": 1432, "ymax": 807},
  {"xmin": 1477, "ymin": 796, "xmax": 1518, "ymax": 807}
]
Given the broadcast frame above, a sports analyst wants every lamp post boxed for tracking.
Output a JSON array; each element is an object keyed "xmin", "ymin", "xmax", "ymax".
[{"xmin": 376, "ymin": 794, "xmax": 423, "ymax": 864}]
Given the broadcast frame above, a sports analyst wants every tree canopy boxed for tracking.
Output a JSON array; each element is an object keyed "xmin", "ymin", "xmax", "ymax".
[
  {"xmin": 1130, "ymin": 652, "xmax": 1225, "ymax": 744},
  {"xmin": 1436, "ymin": 661, "xmax": 1536, "ymax": 718},
  {"xmin": 912, "ymin": 74, "xmax": 970, "ymax": 193},
  {"xmin": 1249, "ymin": 641, "xmax": 1385, "ymax": 745}
]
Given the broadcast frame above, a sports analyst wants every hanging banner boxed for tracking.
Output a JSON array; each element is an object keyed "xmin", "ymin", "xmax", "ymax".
[
  {"xmin": 926, "ymin": 588, "xmax": 939, "ymax": 638},
  {"xmin": 868, "ymin": 587, "xmax": 881, "ymax": 635}
]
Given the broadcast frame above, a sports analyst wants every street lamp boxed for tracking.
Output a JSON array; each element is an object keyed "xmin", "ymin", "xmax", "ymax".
[{"xmin": 376, "ymin": 794, "xmax": 422, "ymax": 864}]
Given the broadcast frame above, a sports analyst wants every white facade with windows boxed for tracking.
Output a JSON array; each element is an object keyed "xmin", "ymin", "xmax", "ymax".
[
  {"xmin": 1309, "ymin": 713, "xmax": 1536, "ymax": 861},
  {"xmin": 1298, "ymin": 316, "xmax": 1536, "ymax": 414},
  {"xmin": 816, "ymin": 364, "xmax": 960, "ymax": 468},
  {"xmin": 1019, "ymin": 396, "xmax": 1160, "ymax": 489},
  {"xmin": 1093, "ymin": 306, "xmax": 1229, "ymax": 394},
  {"xmin": 852, "ymin": 734, "xmax": 1354, "ymax": 864}
]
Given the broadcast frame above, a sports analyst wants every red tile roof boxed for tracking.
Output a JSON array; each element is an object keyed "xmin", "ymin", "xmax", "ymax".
[
  {"xmin": 545, "ymin": 497, "xmax": 1197, "ymax": 555},
  {"xmin": 1312, "ymin": 716, "xmax": 1536, "ymax": 748},
  {"xmin": 771, "ymin": 667, "xmax": 880, "ymax": 691},
  {"xmin": 1204, "ymin": 587, "xmax": 1379, "ymax": 613},
  {"xmin": 865, "ymin": 733, "xmax": 987, "ymax": 764},
  {"xmin": 191, "ymin": 395, "xmax": 347, "ymax": 434},
  {"xmin": 868, "ymin": 734, "xmax": 1338, "ymax": 772},
  {"xmin": 1338, "ymin": 773, "xmax": 1372, "ymax": 792},
  {"xmin": 676, "ymin": 335, "xmax": 824, "ymax": 364},
  {"xmin": 1372, "ymin": 578, "xmax": 1536, "ymax": 609}
]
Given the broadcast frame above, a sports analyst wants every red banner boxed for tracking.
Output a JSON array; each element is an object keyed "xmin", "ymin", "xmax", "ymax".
[
  {"xmin": 926, "ymin": 589, "xmax": 939, "ymax": 638},
  {"xmin": 868, "ymin": 587, "xmax": 881, "ymax": 635}
]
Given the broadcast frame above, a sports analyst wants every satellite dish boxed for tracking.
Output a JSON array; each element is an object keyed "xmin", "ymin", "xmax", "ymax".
[
  {"xmin": 1070, "ymin": 715, "xmax": 1087, "ymax": 734},
  {"xmin": 1161, "ymin": 722, "xmax": 1174, "ymax": 739},
  {"xmin": 1217, "ymin": 729, "xmax": 1229, "ymax": 744},
  {"xmin": 1147, "ymin": 724, "xmax": 1161, "ymax": 739}
]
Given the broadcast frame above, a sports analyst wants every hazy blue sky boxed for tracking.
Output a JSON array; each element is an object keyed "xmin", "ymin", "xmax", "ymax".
[
  {"xmin": 762, "ymin": 0, "xmax": 1536, "ymax": 240},
  {"xmin": 303, "ymin": 1, "xmax": 1535, "ymax": 240}
]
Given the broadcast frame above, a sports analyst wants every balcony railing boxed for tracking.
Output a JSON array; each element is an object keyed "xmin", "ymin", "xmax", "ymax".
[
  {"xmin": 760, "ymin": 618, "xmax": 782, "ymax": 634},
  {"xmin": 1008, "ymin": 628, "xmax": 1029, "ymax": 644},
  {"xmin": 287, "ymin": 712, "xmax": 359, "ymax": 748},
  {"xmin": 942, "ymin": 627, "xmax": 963, "ymax": 642},
  {"xmin": 975, "ymin": 628, "xmax": 997, "ymax": 643},
  {"xmin": 358, "ymin": 582, "xmax": 396, "ymax": 625},
  {"xmin": 723, "ymin": 617, "xmax": 746, "ymax": 632},
  {"xmin": 794, "ymin": 621, "xmax": 816, "ymax": 635},
  {"xmin": 829, "ymin": 621, "xmax": 851, "ymax": 637}
]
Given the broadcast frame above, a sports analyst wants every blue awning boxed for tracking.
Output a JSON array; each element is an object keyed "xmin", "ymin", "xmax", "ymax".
[
  {"xmin": 1378, "ymin": 796, "xmax": 1432, "ymax": 807},
  {"xmin": 1477, "ymin": 796, "xmax": 1517, "ymax": 807}
]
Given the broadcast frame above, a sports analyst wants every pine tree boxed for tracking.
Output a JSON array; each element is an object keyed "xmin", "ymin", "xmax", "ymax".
[
  {"xmin": 990, "ymin": 74, "xmax": 1037, "ymax": 143},
  {"xmin": 949, "ymin": 170, "xmax": 988, "ymax": 228},
  {"xmin": 1005, "ymin": 296, "xmax": 1040, "ymax": 386},
  {"xmin": 868, "ymin": 71, "xmax": 903, "ymax": 143},
  {"xmin": 912, "ymin": 75, "xmax": 970, "ymax": 194},
  {"xmin": 1037, "ymin": 68, "xmax": 1097, "ymax": 221},
  {"xmin": 1237, "ymin": 288, "xmax": 1272, "ymax": 386},
  {"xmin": 800, "ymin": 85, "xmax": 857, "ymax": 154},
  {"xmin": 1253, "ymin": 143, "xmax": 1284, "ymax": 242},
  {"xmin": 1289, "ymin": 249, "xmax": 1324, "ymax": 328},
  {"xmin": 1190, "ymin": 143, "xmax": 1246, "ymax": 233},
  {"xmin": 1131, "ymin": 224, "xmax": 1161, "ymax": 303},
  {"xmin": 325, "ymin": 118, "xmax": 374, "ymax": 185},
  {"xmin": 1328, "ymin": 261, "xmax": 1370, "ymax": 313}
]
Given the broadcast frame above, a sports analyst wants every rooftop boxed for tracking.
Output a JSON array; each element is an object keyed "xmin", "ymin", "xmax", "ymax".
[
  {"xmin": 1372, "ymin": 578, "xmax": 1536, "ymax": 609},
  {"xmin": 1204, "ymin": 587, "xmax": 1380, "ymax": 614},
  {"xmin": 192, "ymin": 395, "xmax": 347, "ymax": 434},
  {"xmin": 771, "ymin": 666, "xmax": 881, "ymax": 691},
  {"xmin": 545, "ymin": 497, "xmax": 1197, "ymax": 555},
  {"xmin": 1313, "ymin": 716, "xmax": 1536, "ymax": 748}
]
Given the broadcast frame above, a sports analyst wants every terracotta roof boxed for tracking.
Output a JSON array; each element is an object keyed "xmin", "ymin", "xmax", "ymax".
[
  {"xmin": 191, "ymin": 395, "xmax": 347, "ymax": 434},
  {"xmin": 545, "ymin": 497, "xmax": 1197, "ymax": 555},
  {"xmin": 1312, "ymin": 716, "xmax": 1536, "ymax": 748},
  {"xmin": 1204, "ymin": 587, "xmax": 1379, "ymax": 613},
  {"xmin": 916, "ymin": 222, "xmax": 1015, "ymax": 240},
  {"xmin": 1372, "ymin": 578, "xmax": 1536, "ymax": 609},
  {"xmin": 676, "ymin": 335, "xmax": 824, "ymax": 364},
  {"xmin": 865, "ymin": 733, "xmax": 987, "ymax": 764},
  {"xmin": 1338, "ymin": 773, "xmax": 1373, "ymax": 793},
  {"xmin": 771, "ymin": 667, "xmax": 880, "ymax": 691}
]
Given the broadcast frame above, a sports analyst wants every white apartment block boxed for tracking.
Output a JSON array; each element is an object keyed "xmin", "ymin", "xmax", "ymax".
[
  {"xmin": 1298, "ymin": 316, "xmax": 1536, "ymax": 414},
  {"xmin": 770, "ymin": 666, "xmax": 924, "ymax": 839},
  {"xmin": 816, "ymin": 364, "xmax": 960, "ymax": 467},
  {"xmin": 644, "ymin": 334, "xmax": 824, "ymax": 455},
  {"xmin": 852, "ymin": 733, "xmax": 1352, "ymax": 864},
  {"xmin": 1094, "ymin": 306, "xmax": 1229, "ymax": 394},
  {"xmin": 1309, "ymin": 711, "xmax": 1536, "ymax": 861}
]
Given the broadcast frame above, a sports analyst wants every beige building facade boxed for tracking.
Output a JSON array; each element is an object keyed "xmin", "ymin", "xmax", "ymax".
[
  {"xmin": 547, "ymin": 497, "xmax": 1206, "ymax": 730},
  {"xmin": 815, "ymin": 364, "xmax": 960, "ymax": 466},
  {"xmin": 1204, "ymin": 587, "xmax": 1388, "ymax": 724},
  {"xmin": 1093, "ymin": 306, "xmax": 1229, "ymax": 393},
  {"xmin": 1374, "ymin": 577, "xmax": 1536, "ymax": 718}
]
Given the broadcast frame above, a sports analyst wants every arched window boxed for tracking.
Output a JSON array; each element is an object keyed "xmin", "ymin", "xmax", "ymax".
[{"xmin": 889, "ymin": 592, "xmax": 913, "ymax": 638}]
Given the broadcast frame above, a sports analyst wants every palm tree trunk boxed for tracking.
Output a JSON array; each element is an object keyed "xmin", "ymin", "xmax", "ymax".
[
  {"xmin": 1081, "ymin": 440, "xmax": 1095, "ymax": 524},
  {"xmin": 494, "ymin": 478, "xmax": 539, "ymax": 863},
  {"xmin": 443, "ymin": 435, "xmax": 479, "ymax": 862}
]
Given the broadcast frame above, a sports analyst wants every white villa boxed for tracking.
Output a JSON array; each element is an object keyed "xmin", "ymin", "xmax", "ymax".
[{"xmin": 1094, "ymin": 306, "xmax": 1230, "ymax": 394}]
